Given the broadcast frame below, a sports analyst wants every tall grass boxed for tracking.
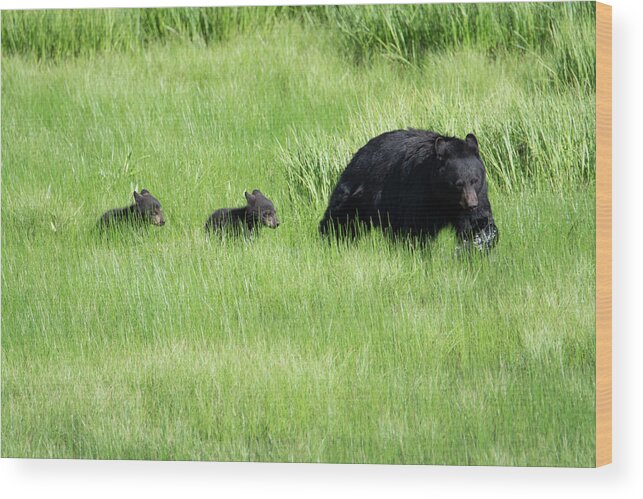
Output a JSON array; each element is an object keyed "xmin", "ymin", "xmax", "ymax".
[
  {"xmin": 2, "ymin": 7, "xmax": 597, "ymax": 465},
  {"xmin": 322, "ymin": 2, "xmax": 596, "ymax": 90},
  {"xmin": 2, "ymin": 3, "xmax": 596, "ymax": 92},
  {"xmin": 1, "ymin": 7, "xmax": 300, "ymax": 60},
  {"xmin": 1, "ymin": 187, "xmax": 597, "ymax": 464}
]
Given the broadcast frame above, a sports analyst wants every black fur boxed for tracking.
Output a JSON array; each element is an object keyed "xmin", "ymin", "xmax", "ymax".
[
  {"xmin": 98, "ymin": 189, "xmax": 165, "ymax": 229},
  {"xmin": 319, "ymin": 129, "xmax": 498, "ymax": 250},
  {"xmin": 205, "ymin": 190, "xmax": 280, "ymax": 235}
]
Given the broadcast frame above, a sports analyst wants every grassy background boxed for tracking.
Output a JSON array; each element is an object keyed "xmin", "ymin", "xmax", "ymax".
[{"xmin": 2, "ymin": 3, "xmax": 596, "ymax": 465}]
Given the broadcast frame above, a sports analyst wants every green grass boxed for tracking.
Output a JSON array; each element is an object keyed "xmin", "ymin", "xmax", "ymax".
[
  {"xmin": 0, "ymin": 6, "xmax": 301, "ymax": 60},
  {"xmin": 2, "ymin": 7, "xmax": 596, "ymax": 466},
  {"xmin": 323, "ymin": 2, "xmax": 596, "ymax": 89},
  {"xmin": 2, "ymin": 3, "xmax": 595, "ymax": 90}
]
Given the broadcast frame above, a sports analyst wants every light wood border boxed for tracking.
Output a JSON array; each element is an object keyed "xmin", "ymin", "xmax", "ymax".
[{"xmin": 596, "ymin": 1, "xmax": 612, "ymax": 468}]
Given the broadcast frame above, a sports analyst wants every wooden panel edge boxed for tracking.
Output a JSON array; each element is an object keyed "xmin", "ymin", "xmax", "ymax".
[{"xmin": 595, "ymin": 1, "xmax": 612, "ymax": 468}]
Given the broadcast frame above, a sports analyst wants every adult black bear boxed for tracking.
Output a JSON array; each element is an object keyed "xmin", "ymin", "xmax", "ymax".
[{"xmin": 319, "ymin": 129, "xmax": 498, "ymax": 251}]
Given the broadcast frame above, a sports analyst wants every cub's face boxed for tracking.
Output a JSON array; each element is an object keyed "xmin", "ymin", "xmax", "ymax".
[
  {"xmin": 245, "ymin": 190, "xmax": 280, "ymax": 229},
  {"xmin": 134, "ymin": 190, "xmax": 166, "ymax": 226},
  {"xmin": 259, "ymin": 205, "xmax": 280, "ymax": 228}
]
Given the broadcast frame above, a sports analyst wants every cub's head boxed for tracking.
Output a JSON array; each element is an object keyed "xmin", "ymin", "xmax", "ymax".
[
  {"xmin": 434, "ymin": 133, "xmax": 486, "ymax": 211},
  {"xmin": 245, "ymin": 189, "xmax": 280, "ymax": 229},
  {"xmin": 134, "ymin": 189, "xmax": 165, "ymax": 226}
]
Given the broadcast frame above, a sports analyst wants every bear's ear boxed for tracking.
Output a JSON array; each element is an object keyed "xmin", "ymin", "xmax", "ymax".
[
  {"xmin": 435, "ymin": 136, "xmax": 448, "ymax": 159},
  {"xmin": 245, "ymin": 191, "xmax": 256, "ymax": 205},
  {"xmin": 133, "ymin": 191, "xmax": 143, "ymax": 203},
  {"xmin": 140, "ymin": 189, "xmax": 150, "ymax": 196},
  {"xmin": 252, "ymin": 189, "xmax": 262, "ymax": 196},
  {"xmin": 465, "ymin": 133, "xmax": 479, "ymax": 153}
]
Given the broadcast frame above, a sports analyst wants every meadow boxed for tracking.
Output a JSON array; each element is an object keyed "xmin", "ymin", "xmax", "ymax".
[{"xmin": 1, "ymin": 3, "xmax": 596, "ymax": 465}]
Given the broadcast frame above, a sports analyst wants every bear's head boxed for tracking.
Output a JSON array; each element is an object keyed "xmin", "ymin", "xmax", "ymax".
[
  {"xmin": 434, "ymin": 134, "xmax": 486, "ymax": 211},
  {"xmin": 133, "ymin": 189, "xmax": 165, "ymax": 226},
  {"xmin": 245, "ymin": 189, "xmax": 280, "ymax": 229}
]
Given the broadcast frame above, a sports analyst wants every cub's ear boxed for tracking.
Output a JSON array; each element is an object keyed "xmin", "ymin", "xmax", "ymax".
[
  {"xmin": 434, "ymin": 136, "xmax": 448, "ymax": 159},
  {"xmin": 465, "ymin": 133, "xmax": 479, "ymax": 153},
  {"xmin": 133, "ymin": 191, "xmax": 144, "ymax": 203},
  {"xmin": 244, "ymin": 191, "xmax": 256, "ymax": 204},
  {"xmin": 140, "ymin": 189, "xmax": 150, "ymax": 195},
  {"xmin": 252, "ymin": 189, "xmax": 262, "ymax": 196}
]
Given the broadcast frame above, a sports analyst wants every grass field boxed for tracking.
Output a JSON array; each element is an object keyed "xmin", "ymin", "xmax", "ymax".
[{"xmin": 2, "ymin": 4, "xmax": 596, "ymax": 466}]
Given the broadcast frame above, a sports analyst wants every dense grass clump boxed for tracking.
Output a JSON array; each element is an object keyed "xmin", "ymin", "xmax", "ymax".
[
  {"xmin": 2, "ymin": 2, "xmax": 596, "ymax": 92},
  {"xmin": 2, "ymin": 5, "xmax": 596, "ymax": 465},
  {"xmin": 322, "ymin": 2, "xmax": 596, "ymax": 89},
  {"xmin": 1, "ymin": 7, "xmax": 300, "ymax": 60}
]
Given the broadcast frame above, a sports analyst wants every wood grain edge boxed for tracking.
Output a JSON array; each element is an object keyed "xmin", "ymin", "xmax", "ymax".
[{"xmin": 596, "ymin": 1, "xmax": 612, "ymax": 468}]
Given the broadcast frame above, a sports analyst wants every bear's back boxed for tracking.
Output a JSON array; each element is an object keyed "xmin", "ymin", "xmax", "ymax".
[{"xmin": 341, "ymin": 129, "xmax": 438, "ymax": 185}]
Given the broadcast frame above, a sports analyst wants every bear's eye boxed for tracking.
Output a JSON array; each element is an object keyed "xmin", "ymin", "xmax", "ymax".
[
  {"xmin": 455, "ymin": 180, "xmax": 465, "ymax": 188},
  {"xmin": 471, "ymin": 178, "xmax": 480, "ymax": 185}
]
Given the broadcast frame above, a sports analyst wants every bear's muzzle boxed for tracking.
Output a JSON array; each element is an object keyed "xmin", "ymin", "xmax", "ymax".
[{"xmin": 460, "ymin": 188, "xmax": 478, "ymax": 210}]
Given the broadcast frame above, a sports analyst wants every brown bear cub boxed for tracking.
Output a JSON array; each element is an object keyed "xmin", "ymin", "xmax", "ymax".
[
  {"xmin": 205, "ymin": 190, "xmax": 279, "ymax": 236},
  {"xmin": 99, "ymin": 189, "xmax": 165, "ymax": 229}
]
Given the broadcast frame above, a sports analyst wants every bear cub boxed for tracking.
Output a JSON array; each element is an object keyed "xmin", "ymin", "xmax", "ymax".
[
  {"xmin": 99, "ymin": 189, "xmax": 165, "ymax": 229},
  {"xmin": 205, "ymin": 190, "xmax": 280, "ymax": 236}
]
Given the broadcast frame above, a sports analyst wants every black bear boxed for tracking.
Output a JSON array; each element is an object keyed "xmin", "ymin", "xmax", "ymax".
[
  {"xmin": 319, "ymin": 129, "xmax": 498, "ymax": 251},
  {"xmin": 98, "ymin": 189, "xmax": 165, "ymax": 229},
  {"xmin": 205, "ymin": 190, "xmax": 280, "ymax": 236}
]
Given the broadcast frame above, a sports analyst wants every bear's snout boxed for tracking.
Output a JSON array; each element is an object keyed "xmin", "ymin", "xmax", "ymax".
[
  {"xmin": 264, "ymin": 215, "xmax": 280, "ymax": 228},
  {"xmin": 460, "ymin": 188, "xmax": 478, "ymax": 210}
]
